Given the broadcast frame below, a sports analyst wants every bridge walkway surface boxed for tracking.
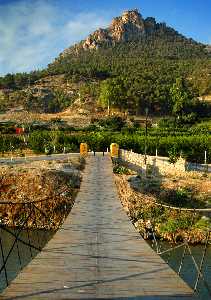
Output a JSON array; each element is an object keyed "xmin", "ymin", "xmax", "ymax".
[{"xmin": 1, "ymin": 154, "xmax": 198, "ymax": 299}]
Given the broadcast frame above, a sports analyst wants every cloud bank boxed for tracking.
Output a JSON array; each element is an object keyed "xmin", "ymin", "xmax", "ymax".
[{"xmin": 0, "ymin": 0, "xmax": 110, "ymax": 76}]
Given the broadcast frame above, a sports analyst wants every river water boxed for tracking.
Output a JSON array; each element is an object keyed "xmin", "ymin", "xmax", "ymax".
[
  {"xmin": 0, "ymin": 228, "xmax": 211, "ymax": 299},
  {"xmin": 0, "ymin": 228, "xmax": 54, "ymax": 292},
  {"xmin": 150, "ymin": 241, "xmax": 211, "ymax": 300}
]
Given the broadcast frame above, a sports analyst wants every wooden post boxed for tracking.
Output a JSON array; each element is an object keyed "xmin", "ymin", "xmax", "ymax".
[{"xmin": 205, "ymin": 151, "xmax": 207, "ymax": 165}]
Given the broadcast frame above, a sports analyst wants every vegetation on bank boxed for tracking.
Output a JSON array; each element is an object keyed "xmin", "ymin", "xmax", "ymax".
[
  {"xmin": 135, "ymin": 204, "xmax": 210, "ymax": 244},
  {"xmin": 114, "ymin": 162, "xmax": 211, "ymax": 244}
]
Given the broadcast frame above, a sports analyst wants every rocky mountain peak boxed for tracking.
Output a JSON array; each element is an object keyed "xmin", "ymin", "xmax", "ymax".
[
  {"xmin": 82, "ymin": 9, "xmax": 146, "ymax": 50},
  {"xmin": 109, "ymin": 9, "xmax": 145, "ymax": 42},
  {"xmin": 59, "ymin": 8, "xmax": 185, "ymax": 55},
  {"xmin": 121, "ymin": 9, "xmax": 143, "ymax": 25}
]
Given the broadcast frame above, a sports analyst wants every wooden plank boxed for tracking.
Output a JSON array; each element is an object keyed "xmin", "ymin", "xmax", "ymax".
[{"xmin": 1, "ymin": 155, "xmax": 198, "ymax": 299}]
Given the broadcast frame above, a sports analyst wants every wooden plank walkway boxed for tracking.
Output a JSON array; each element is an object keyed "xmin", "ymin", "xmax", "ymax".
[{"xmin": 1, "ymin": 154, "xmax": 198, "ymax": 299}]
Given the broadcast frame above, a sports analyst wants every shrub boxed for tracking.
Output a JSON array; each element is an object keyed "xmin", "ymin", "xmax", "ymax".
[
  {"xmin": 113, "ymin": 164, "xmax": 131, "ymax": 175},
  {"xmin": 138, "ymin": 176, "xmax": 161, "ymax": 194},
  {"xmin": 97, "ymin": 116, "xmax": 126, "ymax": 131},
  {"xmin": 168, "ymin": 148, "xmax": 180, "ymax": 164},
  {"xmin": 159, "ymin": 187, "xmax": 192, "ymax": 207},
  {"xmin": 22, "ymin": 130, "xmax": 211, "ymax": 163},
  {"xmin": 194, "ymin": 217, "xmax": 211, "ymax": 230}
]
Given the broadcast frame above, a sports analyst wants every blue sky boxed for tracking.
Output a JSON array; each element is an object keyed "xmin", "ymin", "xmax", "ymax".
[{"xmin": 0, "ymin": 0, "xmax": 210, "ymax": 76}]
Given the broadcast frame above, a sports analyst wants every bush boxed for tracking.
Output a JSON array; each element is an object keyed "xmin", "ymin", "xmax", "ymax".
[
  {"xmin": 25, "ymin": 130, "xmax": 211, "ymax": 163},
  {"xmin": 160, "ymin": 215, "xmax": 192, "ymax": 234},
  {"xmin": 159, "ymin": 187, "xmax": 192, "ymax": 207},
  {"xmin": 138, "ymin": 176, "xmax": 161, "ymax": 194},
  {"xmin": 97, "ymin": 116, "xmax": 126, "ymax": 131},
  {"xmin": 158, "ymin": 117, "xmax": 175, "ymax": 129},
  {"xmin": 113, "ymin": 164, "xmax": 131, "ymax": 175},
  {"xmin": 28, "ymin": 131, "xmax": 52, "ymax": 153},
  {"xmin": 194, "ymin": 217, "xmax": 211, "ymax": 230},
  {"xmin": 168, "ymin": 147, "xmax": 180, "ymax": 164},
  {"xmin": 0, "ymin": 135, "xmax": 25, "ymax": 153},
  {"xmin": 189, "ymin": 123, "xmax": 210, "ymax": 135}
]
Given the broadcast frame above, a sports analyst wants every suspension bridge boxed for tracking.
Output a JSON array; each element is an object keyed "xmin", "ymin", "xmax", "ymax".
[{"xmin": 0, "ymin": 153, "xmax": 208, "ymax": 299}]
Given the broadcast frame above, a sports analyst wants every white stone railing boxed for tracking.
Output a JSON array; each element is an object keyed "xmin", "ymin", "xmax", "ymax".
[{"xmin": 119, "ymin": 149, "xmax": 186, "ymax": 176}]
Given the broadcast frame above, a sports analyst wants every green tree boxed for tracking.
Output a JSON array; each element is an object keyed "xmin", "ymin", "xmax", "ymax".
[
  {"xmin": 99, "ymin": 78, "xmax": 127, "ymax": 113},
  {"xmin": 170, "ymin": 78, "xmax": 195, "ymax": 118}
]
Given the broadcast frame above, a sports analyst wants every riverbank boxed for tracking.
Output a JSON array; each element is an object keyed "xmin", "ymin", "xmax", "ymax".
[
  {"xmin": 0, "ymin": 157, "xmax": 85, "ymax": 229},
  {"xmin": 114, "ymin": 167, "xmax": 211, "ymax": 244}
]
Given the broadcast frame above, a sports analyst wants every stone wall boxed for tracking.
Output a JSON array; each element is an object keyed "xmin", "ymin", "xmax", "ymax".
[
  {"xmin": 187, "ymin": 162, "xmax": 211, "ymax": 173},
  {"xmin": 119, "ymin": 149, "xmax": 186, "ymax": 176}
]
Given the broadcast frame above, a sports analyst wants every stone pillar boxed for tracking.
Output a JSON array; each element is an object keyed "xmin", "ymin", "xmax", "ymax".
[
  {"xmin": 80, "ymin": 143, "xmax": 88, "ymax": 157},
  {"xmin": 110, "ymin": 143, "xmax": 119, "ymax": 158}
]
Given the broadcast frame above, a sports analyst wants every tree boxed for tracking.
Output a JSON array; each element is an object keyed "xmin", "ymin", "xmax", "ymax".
[
  {"xmin": 170, "ymin": 78, "xmax": 195, "ymax": 118},
  {"xmin": 99, "ymin": 78, "xmax": 127, "ymax": 113}
]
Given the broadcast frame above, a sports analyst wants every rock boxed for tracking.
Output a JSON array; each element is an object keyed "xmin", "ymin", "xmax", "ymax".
[
  {"xmin": 79, "ymin": 9, "xmax": 181, "ymax": 51},
  {"xmin": 83, "ymin": 28, "xmax": 110, "ymax": 50},
  {"xmin": 144, "ymin": 17, "xmax": 157, "ymax": 33},
  {"xmin": 110, "ymin": 9, "xmax": 145, "ymax": 42},
  {"xmin": 82, "ymin": 9, "xmax": 146, "ymax": 50}
]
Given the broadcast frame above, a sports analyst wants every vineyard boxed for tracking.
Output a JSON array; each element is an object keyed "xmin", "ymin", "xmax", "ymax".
[{"xmin": 0, "ymin": 130, "xmax": 210, "ymax": 164}]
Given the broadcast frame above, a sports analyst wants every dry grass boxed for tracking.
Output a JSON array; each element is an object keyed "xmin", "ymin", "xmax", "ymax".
[
  {"xmin": 115, "ymin": 174, "xmax": 156, "ymax": 218},
  {"xmin": 0, "ymin": 157, "xmax": 84, "ymax": 229}
]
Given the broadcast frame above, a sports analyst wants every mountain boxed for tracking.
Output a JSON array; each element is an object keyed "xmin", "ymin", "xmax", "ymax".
[
  {"xmin": 49, "ymin": 9, "xmax": 210, "ymax": 83},
  {"xmin": 0, "ymin": 9, "xmax": 211, "ymax": 117},
  {"xmin": 57, "ymin": 9, "xmax": 207, "ymax": 59}
]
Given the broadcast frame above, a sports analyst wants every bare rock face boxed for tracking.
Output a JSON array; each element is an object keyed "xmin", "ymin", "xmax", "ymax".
[
  {"xmin": 144, "ymin": 17, "xmax": 157, "ymax": 34},
  {"xmin": 110, "ymin": 9, "xmax": 145, "ymax": 42},
  {"xmin": 92, "ymin": 28, "xmax": 110, "ymax": 42},
  {"xmin": 83, "ymin": 37, "xmax": 98, "ymax": 50},
  {"xmin": 82, "ymin": 9, "xmax": 146, "ymax": 50},
  {"xmin": 83, "ymin": 28, "xmax": 110, "ymax": 50},
  {"xmin": 60, "ymin": 9, "xmax": 172, "ymax": 53}
]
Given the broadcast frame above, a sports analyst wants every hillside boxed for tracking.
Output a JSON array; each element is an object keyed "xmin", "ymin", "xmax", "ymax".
[{"xmin": 0, "ymin": 9, "xmax": 211, "ymax": 117}]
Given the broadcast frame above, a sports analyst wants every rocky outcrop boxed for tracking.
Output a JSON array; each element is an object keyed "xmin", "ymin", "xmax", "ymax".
[
  {"xmin": 144, "ymin": 17, "xmax": 156, "ymax": 34},
  {"xmin": 82, "ymin": 9, "xmax": 146, "ymax": 50},
  {"xmin": 58, "ymin": 8, "xmax": 187, "ymax": 54},
  {"xmin": 109, "ymin": 9, "xmax": 145, "ymax": 42},
  {"xmin": 83, "ymin": 28, "xmax": 110, "ymax": 50},
  {"xmin": 78, "ymin": 9, "xmax": 182, "ymax": 51}
]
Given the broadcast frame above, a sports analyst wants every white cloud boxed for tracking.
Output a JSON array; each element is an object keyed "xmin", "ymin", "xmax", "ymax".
[
  {"xmin": 0, "ymin": 0, "xmax": 110, "ymax": 76},
  {"xmin": 64, "ymin": 13, "xmax": 109, "ymax": 44}
]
